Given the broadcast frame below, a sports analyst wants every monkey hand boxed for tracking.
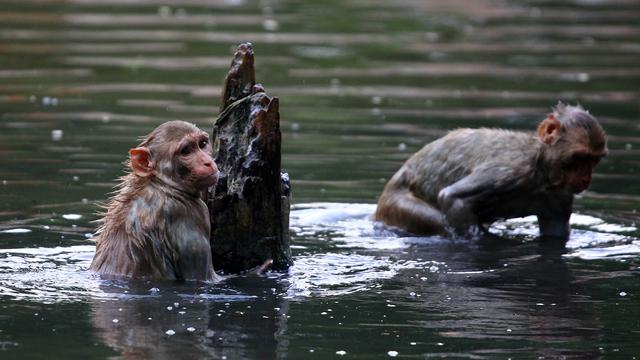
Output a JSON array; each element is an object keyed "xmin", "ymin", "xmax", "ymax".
[
  {"xmin": 438, "ymin": 189, "xmax": 480, "ymax": 238},
  {"xmin": 241, "ymin": 259, "xmax": 273, "ymax": 276}
]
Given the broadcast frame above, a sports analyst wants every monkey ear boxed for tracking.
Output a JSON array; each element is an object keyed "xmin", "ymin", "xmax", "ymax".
[
  {"xmin": 129, "ymin": 147, "xmax": 154, "ymax": 177},
  {"xmin": 537, "ymin": 115, "xmax": 562, "ymax": 145}
]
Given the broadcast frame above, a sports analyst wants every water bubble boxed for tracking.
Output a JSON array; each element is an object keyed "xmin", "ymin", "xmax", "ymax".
[
  {"xmin": 262, "ymin": 19, "xmax": 279, "ymax": 31},
  {"xmin": 398, "ymin": 143, "xmax": 407, "ymax": 151},
  {"xmin": 625, "ymin": 144, "xmax": 633, "ymax": 151},
  {"xmin": 425, "ymin": 32, "xmax": 439, "ymax": 41},
  {"xmin": 336, "ymin": 350, "xmax": 347, "ymax": 356},
  {"xmin": 158, "ymin": 6, "xmax": 171, "ymax": 17},
  {"xmin": 205, "ymin": 330, "xmax": 215, "ymax": 338},
  {"xmin": 619, "ymin": 291, "xmax": 627, "ymax": 297},
  {"xmin": 165, "ymin": 329, "xmax": 175, "ymax": 336},
  {"xmin": 371, "ymin": 96, "xmax": 382, "ymax": 105},
  {"xmin": 529, "ymin": 7, "xmax": 542, "ymax": 18},
  {"xmin": 388, "ymin": 351, "xmax": 399, "ymax": 357},
  {"xmin": 224, "ymin": 0, "xmax": 245, "ymax": 6},
  {"xmin": 290, "ymin": 122, "xmax": 300, "ymax": 131},
  {"xmin": 167, "ymin": 306, "xmax": 173, "ymax": 311},
  {"xmin": 186, "ymin": 327, "xmax": 196, "ymax": 332},
  {"xmin": 72, "ymin": 176, "xmax": 79, "ymax": 182},
  {"xmin": 51, "ymin": 129, "xmax": 63, "ymax": 141},
  {"xmin": 63, "ymin": 214, "xmax": 82, "ymax": 220},
  {"xmin": 436, "ymin": 342, "xmax": 444, "ymax": 346},
  {"xmin": 410, "ymin": 342, "xmax": 417, "ymax": 346},
  {"xmin": 112, "ymin": 319, "xmax": 119, "ymax": 324}
]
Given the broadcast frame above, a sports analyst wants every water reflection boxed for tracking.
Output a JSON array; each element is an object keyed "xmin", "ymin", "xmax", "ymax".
[{"xmin": 91, "ymin": 277, "xmax": 288, "ymax": 359}]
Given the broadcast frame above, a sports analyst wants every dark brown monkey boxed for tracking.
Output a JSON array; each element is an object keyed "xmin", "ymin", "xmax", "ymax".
[
  {"xmin": 91, "ymin": 120, "xmax": 221, "ymax": 281},
  {"xmin": 374, "ymin": 103, "xmax": 607, "ymax": 239}
]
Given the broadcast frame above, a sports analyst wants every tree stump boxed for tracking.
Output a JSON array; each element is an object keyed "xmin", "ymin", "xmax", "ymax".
[{"xmin": 208, "ymin": 43, "xmax": 292, "ymax": 273}]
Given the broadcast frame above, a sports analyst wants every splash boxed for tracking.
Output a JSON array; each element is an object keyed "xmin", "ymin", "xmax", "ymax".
[{"xmin": 0, "ymin": 203, "xmax": 636, "ymax": 302}]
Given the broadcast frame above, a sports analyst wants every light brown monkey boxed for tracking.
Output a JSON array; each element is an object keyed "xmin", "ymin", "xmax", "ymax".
[
  {"xmin": 91, "ymin": 120, "xmax": 221, "ymax": 281},
  {"xmin": 374, "ymin": 103, "xmax": 607, "ymax": 240}
]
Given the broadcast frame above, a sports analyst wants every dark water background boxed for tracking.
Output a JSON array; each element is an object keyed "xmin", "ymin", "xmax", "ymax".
[{"xmin": 1, "ymin": 0, "xmax": 639, "ymax": 358}]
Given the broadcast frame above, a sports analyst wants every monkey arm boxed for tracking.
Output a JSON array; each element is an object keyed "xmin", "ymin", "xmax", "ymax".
[
  {"xmin": 536, "ymin": 193, "xmax": 573, "ymax": 240},
  {"xmin": 169, "ymin": 217, "xmax": 219, "ymax": 282},
  {"xmin": 537, "ymin": 216, "xmax": 570, "ymax": 240},
  {"xmin": 437, "ymin": 165, "xmax": 525, "ymax": 235}
]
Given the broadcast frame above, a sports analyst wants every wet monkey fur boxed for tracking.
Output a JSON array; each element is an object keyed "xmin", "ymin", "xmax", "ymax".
[
  {"xmin": 91, "ymin": 121, "xmax": 221, "ymax": 281},
  {"xmin": 374, "ymin": 103, "xmax": 607, "ymax": 240}
]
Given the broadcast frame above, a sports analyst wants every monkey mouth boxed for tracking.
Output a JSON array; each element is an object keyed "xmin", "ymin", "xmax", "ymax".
[
  {"xmin": 205, "ymin": 172, "xmax": 219, "ymax": 187},
  {"xmin": 194, "ymin": 170, "xmax": 219, "ymax": 189},
  {"xmin": 571, "ymin": 183, "xmax": 589, "ymax": 194}
]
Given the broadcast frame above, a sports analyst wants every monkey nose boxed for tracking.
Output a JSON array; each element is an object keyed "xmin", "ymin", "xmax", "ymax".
[{"xmin": 203, "ymin": 159, "xmax": 215, "ymax": 169}]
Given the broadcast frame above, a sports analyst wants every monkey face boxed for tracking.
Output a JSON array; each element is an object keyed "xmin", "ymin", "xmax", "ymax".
[
  {"xmin": 564, "ymin": 159, "xmax": 596, "ymax": 193},
  {"xmin": 174, "ymin": 131, "xmax": 219, "ymax": 191}
]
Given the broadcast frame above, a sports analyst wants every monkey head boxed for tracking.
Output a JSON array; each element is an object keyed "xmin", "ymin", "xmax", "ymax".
[
  {"xmin": 128, "ymin": 121, "xmax": 219, "ymax": 194},
  {"xmin": 537, "ymin": 103, "xmax": 608, "ymax": 193}
]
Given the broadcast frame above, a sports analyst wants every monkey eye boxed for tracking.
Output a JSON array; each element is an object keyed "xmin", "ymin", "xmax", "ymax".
[
  {"xmin": 180, "ymin": 144, "xmax": 194, "ymax": 156},
  {"xmin": 199, "ymin": 138, "xmax": 209, "ymax": 149}
]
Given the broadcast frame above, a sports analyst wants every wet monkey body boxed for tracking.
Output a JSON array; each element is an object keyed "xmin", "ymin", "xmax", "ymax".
[
  {"xmin": 374, "ymin": 103, "xmax": 607, "ymax": 240},
  {"xmin": 90, "ymin": 121, "xmax": 221, "ymax": 281}
]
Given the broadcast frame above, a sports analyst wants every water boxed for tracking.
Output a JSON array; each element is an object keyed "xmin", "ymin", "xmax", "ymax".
[{"xmin": 1, "ymin": 0, "xmax": 639, "ymax": 358}]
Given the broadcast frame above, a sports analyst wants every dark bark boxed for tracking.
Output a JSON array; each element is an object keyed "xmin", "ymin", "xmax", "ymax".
[{"xmin": 208, "ymin": 43, "xmax": 292, "ymax": 273}]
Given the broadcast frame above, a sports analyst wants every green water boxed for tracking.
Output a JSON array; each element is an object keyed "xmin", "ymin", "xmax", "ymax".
[{"xmin": 0, "ymin": 0, "xmax": 639, "ymax": 358}]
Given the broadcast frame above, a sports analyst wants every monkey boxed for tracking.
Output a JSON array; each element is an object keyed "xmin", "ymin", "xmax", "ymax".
[
  {"xmin": 374, "ymin": 103, "xmax": 608, "ymax": 240},
  {"xmin": 90, "ymin": 120, "xmax": 222, "ymax": 281}
]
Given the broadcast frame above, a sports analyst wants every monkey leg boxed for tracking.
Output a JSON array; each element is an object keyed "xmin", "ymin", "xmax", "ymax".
[{"xmin": 375, "ymin": 188, "xmax": 445, "ymax": 235}]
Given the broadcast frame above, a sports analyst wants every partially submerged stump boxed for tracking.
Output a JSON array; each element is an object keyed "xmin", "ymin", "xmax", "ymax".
[{"xmin": 209, "ymin": 43, "xmax": 292, "ymax": 273}]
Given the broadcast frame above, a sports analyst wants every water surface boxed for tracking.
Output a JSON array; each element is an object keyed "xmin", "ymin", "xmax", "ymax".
[{"xmin": 1, "ymin": 0, "xmax": 639, "ymax": 358}]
